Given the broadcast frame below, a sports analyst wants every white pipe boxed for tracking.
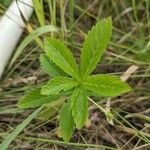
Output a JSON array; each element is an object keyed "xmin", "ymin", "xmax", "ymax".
[{"xmin": 0, "ymin": 0, "xmax": 33, "ymax": 79}]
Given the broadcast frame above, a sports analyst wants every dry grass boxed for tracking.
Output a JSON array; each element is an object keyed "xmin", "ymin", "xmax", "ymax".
[{"xmin": 0, "ymin": 0, "xmax": 150, "ymax": 149}]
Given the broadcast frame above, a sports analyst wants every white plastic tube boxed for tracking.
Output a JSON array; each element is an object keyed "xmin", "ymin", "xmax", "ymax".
[{"xmin": 0, "ymin": 0, "xmax": 33, "ymax": 79}]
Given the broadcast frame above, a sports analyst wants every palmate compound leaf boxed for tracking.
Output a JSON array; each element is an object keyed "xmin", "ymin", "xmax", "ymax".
[
  {"xmin": 40, "ymin": 54, "xmax": 67, "ymax": 77},
  {"xmin": 17, "ymin": 88, "xmax": 60, "ymax": 109},
  {"xmin": 59, "ymin": 100, "xmax": 74, "ymax": 142},
  {"xmin": 80, "ymin": 17, "xmax": 112, "ymax": 77},
  {"xmin": 44, "ymin": 38, "xmax": 79, "ymax": 80},
  {"xmin": 83, "ymin": 75, "xmax": 131, "ymax": 97},
  {"xmin": 71, "ymin": 87, "xmax": 88, "ymax": 129},
  {"xmin": 41, "ymin": 76, "xmax": 79, "ymax": 95}
]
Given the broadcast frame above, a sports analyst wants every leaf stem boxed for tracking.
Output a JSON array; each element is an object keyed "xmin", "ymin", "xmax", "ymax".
[
  {"xmin": 88, "ymin": 97, "xmax": 106, "ymax": 113},
  {"xmin": 23, "ymin": 136, "xmax": 118, "ymax": 150},
  {"xmin": 88, "ymin": 97, "xmax": 114, "ymax": 124}
]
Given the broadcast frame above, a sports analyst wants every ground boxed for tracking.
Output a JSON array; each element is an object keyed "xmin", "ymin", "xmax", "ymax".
[{"xmin": 0, "ymin": 0, "xmax": 150, "ymax": 150}]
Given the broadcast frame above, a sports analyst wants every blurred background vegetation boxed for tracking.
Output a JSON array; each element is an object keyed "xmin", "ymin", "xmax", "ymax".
[{"xmin": 0, "ymin": 0, "xmax": 150, "ymax": 149}]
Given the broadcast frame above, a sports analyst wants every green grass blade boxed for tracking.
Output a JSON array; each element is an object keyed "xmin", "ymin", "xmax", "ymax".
[
  {"xmin": 69, "ymin": 0, "xmax": 75, "ymax": 49},
  {"xmin": 0, "ymin": 106, "xmax": 44, "ymax": 150},
  {"xmin": 60, "ymin": 0, "xmax": 65, "ymax": 39},
  {"xmin": 32, "ymin": 0, "xmax": 45, "ymax": 26},
  {"xmin": 48, "ymin": 0, "xmax": 56, "ymax": 26},
  {"xmin": 7, "ymin": 25, "xmax": 57, "ymax": 70}
]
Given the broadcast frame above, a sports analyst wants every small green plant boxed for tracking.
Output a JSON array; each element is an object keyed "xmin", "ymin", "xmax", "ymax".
[{"xmin": 17, "ymin": 17, "xmax": 131, "ymax": 142}]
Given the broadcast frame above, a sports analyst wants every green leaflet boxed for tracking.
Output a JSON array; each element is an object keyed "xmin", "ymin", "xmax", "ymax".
[
  {"xmin": 41, "ymin": 76, "xmax": 79, "ymax": 95},
  {"xmin": 8, "ymin": 25, "xmax": 57, "ymax": 69},
  {"xmin": 83, "ymin": 75, "xmax": 131, "ymax": 97},
  {"xmin": 44, "ymin": 38, "xmax": 79, "ymax": 79},
  {"xmin": 17, "ymin": 88, "xmax": 60, "ymax": 108},
  {"xmin": 59, "ymin": 100, "xmax": 74, "ymax": 142},
  {"xmin": 80, "ymin": 17, "xmax": 112, "ymax": 77},
  {"xmin": 40, "ymin": 54, "xmax": 67, "ymax": 77},
  {"xmin": 71, "ymin": 88, "xmax": 88, "ymax": 129}
]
